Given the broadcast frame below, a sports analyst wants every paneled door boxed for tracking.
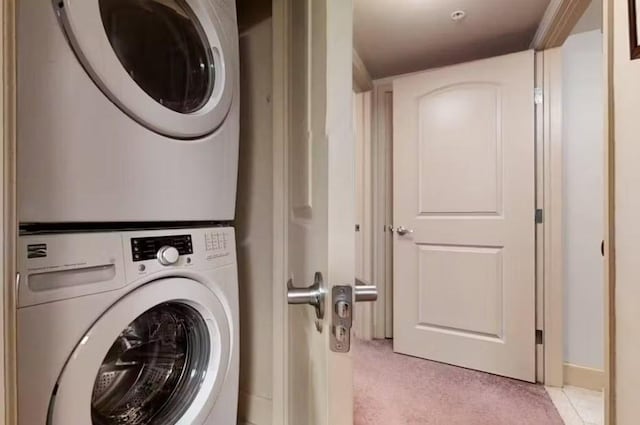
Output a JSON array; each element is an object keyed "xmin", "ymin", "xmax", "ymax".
[{"xmin": 393, "ymin": 51, "xmax": 536, "ymax": 382}]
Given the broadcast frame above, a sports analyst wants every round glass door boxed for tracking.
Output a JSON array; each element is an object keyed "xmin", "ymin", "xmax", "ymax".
[
  {"xmin": 49, "ymin": 278, "xmax": 231, "ymax": 425},
  {"xmin": 55, "ymin": 0, "xmax": 235, "ymax": 138},
  {"xmin": 98, "ymin": 0, "xmax": 214, "ymax": 113},
  {"xmin": 91, "ymin": 303, "xmax": 210, "ymax": 425}
]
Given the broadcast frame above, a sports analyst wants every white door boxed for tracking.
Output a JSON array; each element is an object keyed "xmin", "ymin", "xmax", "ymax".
[
  {"xmin": 393, "ymin": 51, "xmax": 536, "ymax": 382},
  {"xmin": 277, "ymin": 0, "xmax": 355, "ymax": 424}
]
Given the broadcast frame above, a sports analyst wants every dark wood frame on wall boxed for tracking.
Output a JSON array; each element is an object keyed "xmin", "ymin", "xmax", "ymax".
[{"xmin": 629, "ymin": 0, "xmax": 640, "ymax": 58}]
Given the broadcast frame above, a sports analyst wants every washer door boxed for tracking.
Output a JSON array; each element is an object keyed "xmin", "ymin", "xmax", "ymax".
[
  {"xmin": 49, "ymin": 278, "xmax": 231, "ymax": 425},
  {"xmin": 55, "ymin": 0, "xmax": 234, "ymax": 138}
]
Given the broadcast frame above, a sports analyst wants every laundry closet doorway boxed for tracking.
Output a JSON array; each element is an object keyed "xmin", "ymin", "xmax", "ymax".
[{"xmin": 353, "ymin": 8, "xmax": 611, "ymax": 421}]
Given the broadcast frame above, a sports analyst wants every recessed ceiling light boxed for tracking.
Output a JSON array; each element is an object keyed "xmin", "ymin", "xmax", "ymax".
[{"xmin": 451, "ymin": 10, "xmax": 466, "ymax": 22}]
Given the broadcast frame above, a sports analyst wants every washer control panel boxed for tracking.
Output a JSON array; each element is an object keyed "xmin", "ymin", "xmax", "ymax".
[
  {"xmin": 131, "ymin": 234, "xmax": 193, "ymax": 262},
  {"xmin": 123, "ymin": 228, "xmax": 236, "ymax": 281}
]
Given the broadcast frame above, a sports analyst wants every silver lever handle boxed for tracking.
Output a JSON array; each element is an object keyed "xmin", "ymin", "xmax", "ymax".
[
  {"xmin": 391, "ymin": 226, "xmax": 413, "ymax": 236},
  {"xmin": 355, "ymin": 278, "xmax": 378, "ymax": 302},
  {"xmin": 287, "ymin": 272, "xmax": 325, "ymax": 320}
]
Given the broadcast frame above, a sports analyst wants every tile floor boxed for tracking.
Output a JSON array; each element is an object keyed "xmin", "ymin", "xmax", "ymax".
[{"xmin": 546, "ymin": 386, "xmax": 604, "ymax": 425}]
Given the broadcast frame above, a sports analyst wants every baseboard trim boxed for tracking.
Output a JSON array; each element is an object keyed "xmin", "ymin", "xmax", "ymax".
[
  {"xmin": 238, "ymin": 391, "xmax": 273, "ymax": 425},
  {"xmin": 563, "ymin": 362, "xmax": 605, "ymax": 391}
]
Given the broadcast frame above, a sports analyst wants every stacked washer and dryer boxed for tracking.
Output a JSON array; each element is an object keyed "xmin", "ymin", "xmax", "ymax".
[{"xmin": 17, "ymin": 0, "xmax": 240, "ymax": 424}]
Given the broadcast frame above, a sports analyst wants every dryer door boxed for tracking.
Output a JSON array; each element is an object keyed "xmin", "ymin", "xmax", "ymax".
[
  {"xmin": 49, "ymin": 278, "xmax": 232, "ymax": 425},
  {"xmin": 55, "ymin": 0, "xmax": 234, "ymax": 139}
]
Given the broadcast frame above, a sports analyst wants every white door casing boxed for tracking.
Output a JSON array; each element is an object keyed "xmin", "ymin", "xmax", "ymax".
[
  {"xmin": 275, "ymin": 0, "xmax": 355, "ymax": 424},
  {"xmin": 393, "ymin": 50, "xmax": 536, "ymax": 382},
  {"xmin": 354, "ymin": 91, "xmax": 374, "ymax": 340}
]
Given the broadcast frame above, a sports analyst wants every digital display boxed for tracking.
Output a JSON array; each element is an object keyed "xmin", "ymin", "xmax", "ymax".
[{"xmin": 131, "ymin": 234, "xmax": 193, "ymax": 262}]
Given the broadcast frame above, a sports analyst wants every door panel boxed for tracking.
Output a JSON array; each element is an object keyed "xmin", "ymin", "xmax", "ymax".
[
  {"xmin": 283, "ymin": 0, "xmax": 354, "ymax": 424},
  {"xmin": 418, "ymin": 84, "xmax": 502, "ymax": 215},
  {"xmin": 417, "ymin": 245, "xmax": 504, "ymax": 339},
  {"xmin": 393, "ymin": 51, "xmax": 535, "ymax": 382}
]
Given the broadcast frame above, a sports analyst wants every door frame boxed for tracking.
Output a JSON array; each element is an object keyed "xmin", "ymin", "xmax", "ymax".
[
  {"xmin": 353, "ymin": 90, "xmax": 374, "ymax": 340},
  {"xmin": 371, "ymin": 81, "xmax": 393, "ymax": 340},
  {"xmin": 531, "ymin": 0, "xmax": 593, "ymax": 49},
  {"xmin": 271, "ymin": 0, "xmax": 288, "ymax": 424},
  {"xmin": 537, "ymin": 48, "xmax": 564, "ymax": 387},
  {"xmin": 2, "ymin": 0, "xmax": 17, "ymax": 423},
  {"xmin": 603, "ymin": 0, "xmax": 614, "ymax": 423}
]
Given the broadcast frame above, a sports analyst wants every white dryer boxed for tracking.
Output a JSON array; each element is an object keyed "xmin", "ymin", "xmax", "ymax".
[
  {"xmin": 17, "ymin": 0, "xmax": 239, "ymax": 223},
  {"xmin": 17, "ymin": 227, "xmax": 239, "ymax": 425}
]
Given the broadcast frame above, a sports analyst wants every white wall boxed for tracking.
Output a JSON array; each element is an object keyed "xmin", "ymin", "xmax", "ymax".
[
  {"xmin": 562, "ymin": 29, "xmax": 605, "ymax": 371},
  {"xmin": 237, "ymin": 17, "xmax": 274, "ymax": 425}
]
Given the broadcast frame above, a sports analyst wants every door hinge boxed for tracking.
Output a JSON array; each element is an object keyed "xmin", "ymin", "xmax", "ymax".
[
  {"xmin": 535, "ymin": 209, "xmax": 543, "ymax": 224},
  {"xmin": 534, "ymin": 87, "xmax": 543, "ymax": 105},
  {"xmin": 536, "ymin": 329, "xmax": 544, "ymax": 345}
]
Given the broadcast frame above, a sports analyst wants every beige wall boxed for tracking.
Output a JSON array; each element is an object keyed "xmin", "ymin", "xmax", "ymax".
[
  {"xmin": 613, "ymin": 0, "xmax": 640, "ymax": 422},
  {"xmin": 237, "ymin": 17, "xmax": 274, "ymax": 425}
]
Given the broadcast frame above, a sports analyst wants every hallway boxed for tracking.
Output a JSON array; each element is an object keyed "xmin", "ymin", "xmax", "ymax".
[{"xmin": 354, "ymin": 339, "xmax": 564, "ymax": 425}]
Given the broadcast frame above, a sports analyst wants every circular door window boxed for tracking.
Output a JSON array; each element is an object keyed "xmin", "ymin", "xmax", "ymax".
[
  {"xmin": 48, "ymin": 278, "xmax": 232, "ymax": 425},
  {"xmin": 55, "ymin": 0, "xmax": 235, "ymax": 138},
  {"xmin": 98, "ymin": 0, "xmax": 214, "ymax": 114},
  {"xmin": 91, "ymin": 303, "xmax": 210, "ymax": 425}
]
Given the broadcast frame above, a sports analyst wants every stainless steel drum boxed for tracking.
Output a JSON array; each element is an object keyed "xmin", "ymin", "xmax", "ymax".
[{"xmin": 91, "ymin": 303, "xmax": 210, "ymax": 425}]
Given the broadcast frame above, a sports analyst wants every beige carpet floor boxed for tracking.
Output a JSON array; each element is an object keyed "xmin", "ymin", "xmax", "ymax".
[{"xmin": 354, "ymin": 339, "xmax": 564, "ymax": 425}]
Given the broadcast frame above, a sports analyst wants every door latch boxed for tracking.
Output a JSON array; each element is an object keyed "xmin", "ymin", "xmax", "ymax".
[
  {"xmin": 331, "ymin": 280, "xmax": 379, "ymax": 353},
  {"xmin": 331, "ymin": 286, "xmax": 353, "ymax": 353}
]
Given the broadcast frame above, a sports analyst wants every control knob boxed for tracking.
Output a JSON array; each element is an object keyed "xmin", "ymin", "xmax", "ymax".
[{"xmin": 157, "ymin": 246, "xmax": 180, "ymax": 266}]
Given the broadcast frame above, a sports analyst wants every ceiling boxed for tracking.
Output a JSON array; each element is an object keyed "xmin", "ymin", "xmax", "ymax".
[{"xmin": 354, "ymin": 0, "xmax": 552, "ymax": 79}]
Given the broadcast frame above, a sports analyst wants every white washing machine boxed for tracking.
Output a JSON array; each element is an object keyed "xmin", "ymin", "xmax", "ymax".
[
  {"xmin": 17, "ymin": 227, "xmax": 239, "ymax": 425},
  {"xmin": 17, "ymin": 0, "xmax": 239, "ymax": 223}
]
